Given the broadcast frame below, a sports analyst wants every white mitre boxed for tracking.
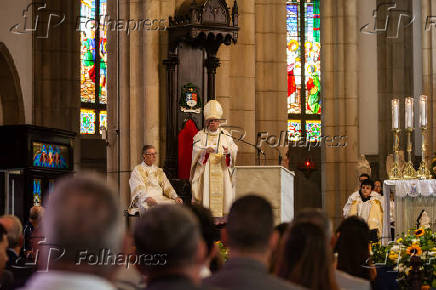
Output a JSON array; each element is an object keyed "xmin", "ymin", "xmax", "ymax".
[{"xmin": 204, "ymin": 100, "xmax": 223, "ymax": 121}]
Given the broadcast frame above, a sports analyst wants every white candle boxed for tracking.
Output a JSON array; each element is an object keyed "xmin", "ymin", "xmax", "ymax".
[
  {"xmin": 392, "ymin": 99, "xmax": 400, "ymax": 129},
  {"xmin": 420, "ymin": 95, "xmax": 427, "ymax": 127},
  {"xmin": 405, "ymin": 97, "xmax": 414, "ymax": 129}
]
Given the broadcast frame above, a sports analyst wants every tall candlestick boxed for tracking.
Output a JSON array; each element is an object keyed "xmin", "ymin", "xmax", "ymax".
[
  {"xmin": 392, "ymin": 99, "xmax": 400, "ymax": 129},
  {"xmin": 420, "ymin": 95, "xmax": 427, "ymax": 127},
  {"xmin": 405, "ymin": 97, "xmax": 414, "ymax": 129}
]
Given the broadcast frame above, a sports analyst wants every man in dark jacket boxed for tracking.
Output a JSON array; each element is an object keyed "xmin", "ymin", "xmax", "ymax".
[{"xmin": 204, "ymin": 195, "xmax": 303, "ymax": 290}]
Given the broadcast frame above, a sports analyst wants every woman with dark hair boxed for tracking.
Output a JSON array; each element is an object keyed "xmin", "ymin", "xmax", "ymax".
[
  {"xmin": 335, "ymin": 216, "xmax": 375, "ymax": 282},
  {"xmin": 276, "ymin": 222, "xmax": 338, "ymax": 290},
  {"xmin": 269, "ymin": 222, "xmax": 289, "ymax": 273}
]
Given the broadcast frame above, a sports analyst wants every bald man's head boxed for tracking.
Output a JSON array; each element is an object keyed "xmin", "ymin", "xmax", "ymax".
[
  {"xmin": 0, "ymin": 215, "xmax": 23, "ymax": 250},
  {"xmin": 43, "ymin": 174, "xmax": 123, "ymax": 274}
]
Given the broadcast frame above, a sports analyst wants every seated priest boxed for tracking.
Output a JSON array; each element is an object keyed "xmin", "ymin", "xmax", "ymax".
[
  {"xmin": 343, "ymin": 179, "xmax": 384, "ymax": 241},
  {"xmin": 190, "ymin": 100, "xmax": 238, "ymax": 220},
  {"xmin": 128, "ymin": 145, "xmax": 183, "ymax": 215}
]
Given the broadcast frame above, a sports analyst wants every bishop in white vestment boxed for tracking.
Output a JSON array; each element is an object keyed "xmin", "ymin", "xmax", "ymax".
[
  {"xmin": 129, "ymin": 145, "xmax": 183, "ymax": 215},
  {"xmin": 190, "ymin": 100, "xmax": 238, "ymax": 218}
]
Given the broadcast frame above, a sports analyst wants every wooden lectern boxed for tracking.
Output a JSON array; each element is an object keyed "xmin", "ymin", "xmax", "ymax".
[{"xmin": 235, "ymin": 166, "xmax": 295, "ymax": 225}]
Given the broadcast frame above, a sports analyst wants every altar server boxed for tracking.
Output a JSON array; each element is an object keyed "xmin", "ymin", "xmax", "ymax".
[{"xmin": 343, "ymin": 179, "xmax": 383, "ymax": 240}]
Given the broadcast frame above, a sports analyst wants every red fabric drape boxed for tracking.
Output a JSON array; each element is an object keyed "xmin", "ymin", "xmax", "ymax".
[
  {"xmin": 288, "ymin": 67, "xmax": 296, "ymax": 96},
  {"xmin": 178, "ymin": 119, "xmax": 199, "ymax": 179}
]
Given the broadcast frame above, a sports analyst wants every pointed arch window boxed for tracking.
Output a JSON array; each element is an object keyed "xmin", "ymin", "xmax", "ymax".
[
  {"xmin": 80, "ymin": 0, "xmax": 107, "ymax": 135},
  {"xmin": 287, "ymin": 0, "xmax": 321, "ymax": 142}
]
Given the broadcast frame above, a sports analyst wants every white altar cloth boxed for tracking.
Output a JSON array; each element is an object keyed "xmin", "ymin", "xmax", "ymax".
[{"xmin": 382, "ymin": 179, "xmax": 436, "ymax": 244}]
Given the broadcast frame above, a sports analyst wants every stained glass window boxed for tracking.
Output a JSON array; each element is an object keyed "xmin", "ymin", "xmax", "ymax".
[
  {"xmin": 80, "ymin": 0, "xmax": 96, "ymax": 103},
  {"xmin": 288, "ymin": 120, "xmax": 302, "ymax": 141},
  {"xmin": 99, "ymin": 110, "xmax": 107, "ymax": 134},
  {"xmin": 32, "ymin": 142, "xmax": 69, "ymax": 169},
  {"xmin": 306, "ymin": 120, "xmax": 321, "ymax": 141},
  {"xmin": 304, "ymin": 1, "xmax": 321, "ymax": 114},
  {"xmin": 287, "ymin": 2, "xmax": 301, "ymax": 114},
  {"xmin": 80, "ymin": 0, "xmax": 107, "ymax": 135},
  {"xmin": 33, "ymin": 179, "xmax": 42, "ymax": 206},
  {"xmin": 81, "ymin": 109, "xmax": 96, "ymax": 134},
  {"xmin": 287, "ymin": 0, "xmax": 321, "ymax": 143}
]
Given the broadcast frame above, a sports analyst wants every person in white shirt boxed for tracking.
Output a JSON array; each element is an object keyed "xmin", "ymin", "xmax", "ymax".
[
  {"xmin": 128, "ymin": 145, "xmax": 183, "ymax": 215},
  {"xmin": 22, "ymin": 174, "xmax": 124, "ymax": 290}
]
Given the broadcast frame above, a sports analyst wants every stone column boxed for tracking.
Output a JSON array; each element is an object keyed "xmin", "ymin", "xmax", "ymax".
[
  {"xmin": 107, "ymin": 0, "xmax": 131, "ymax": 210},
  {"xmin": 422, "ymin": 0, "xmax": 435, "ymax": 157},
  {"xmin": 255, "ymin": 0, "xmax": 287, "ymax": 165},
  {"xmin": 143, "ymin": 0, "xmax": 161, "ymax": 157},
  {"xmin": 216, "ymin": 46, "xmax": 232, "ymax": 124},
  {"xmin": 158, "ymin": 0, "xmax": 175, "ymax": 164},
  {"xmin": 322, "ymin": 0, "xmax": 359, "ymax": 227},
  {"xmin": 129, "ymin": 1, "xmax": 145, "ymax": 168},
  {"xmin": 32, "ymin": 0, "xmax": 81, "ymax": 169},
  {"xmin": 376, "ymin": 0, "xmax": 414, "ymax": 177},
  {"xmin": 229, "ymin": 0, "xmax": 256, "ymax": 165}
]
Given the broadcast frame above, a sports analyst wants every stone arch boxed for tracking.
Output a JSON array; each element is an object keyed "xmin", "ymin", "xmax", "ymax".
[{"xmin": 0, "ymin": 42, "xmax": 25, "ymax": 124}]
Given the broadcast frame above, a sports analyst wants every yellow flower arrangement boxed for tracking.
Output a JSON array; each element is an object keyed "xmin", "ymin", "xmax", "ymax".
[
  {"xmin": 406, "ymin": 244, "xmax": 422, "ymax": 256},
  {"xmin": 415, "ymin": 228, "xmax": 425, "ymax": 237},
  {"xmin": 371, "ymin": 228, "xmax": 436, "ymax": 289},
  {"xmin": 388, "ymin": 251, "xmax": 399, "ymax": 261}
]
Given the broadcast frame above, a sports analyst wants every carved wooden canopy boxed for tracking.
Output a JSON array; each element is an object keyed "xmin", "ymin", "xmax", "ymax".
[{"xmin": 168, "ymin": 0, "xmax": 239, "ymax": 48}]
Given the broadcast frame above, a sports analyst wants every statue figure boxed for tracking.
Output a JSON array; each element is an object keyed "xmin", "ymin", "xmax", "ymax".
[{"xmin": 417, "ymin": 210, "xmax": 431, "ymax": 229}]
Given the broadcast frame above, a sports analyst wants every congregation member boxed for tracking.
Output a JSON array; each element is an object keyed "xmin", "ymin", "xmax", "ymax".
[
  {"xmin": 0, "ymin": 215, "xmax": 33, "ymax": 288},
  {"xmin": 269, "ymin": 223, "xmax": 289, "ymax": 273},
  {"xmin": 335, "ymin": 216, "xmax": 376, "ymax": 283},
  {"xmin": 190, "ymin": 100, "xmax": 238, "ymax": 220},
  {"xmin": 113, "ymin": 232, "xmax": 145, "ymax": 290},
  {"xmin": 134, "ymin": 205, "xmax": 212, "ymax": 290},
  {"xmin": 22, "ymin": 174, "xmax": 123, "ymax": 290},
  {"xmin": 128, "ymin": 145, "xmax": 183, "ymax": 215},
  {"xmin": 275, "ymin": 221, "xmax": 338, "ymax": 290},
  {"xmin": 190, "ymin": 205, "xmax": 221, "ymax": 278},
  {"xmin": 23, "ymin": 206, "xmax": 44, "ymax": 258},
  {"xmin": 204, "ymin": 195, "xmax": 302, "ymax": 290},
  {"xmin": 290, "ymin": 209, "xmax": 369, "ymax": 290},
  {"xmin": 0, "ymin": 224, "xmax": 13, "ymax": 290},
  {"xmin": 343, "ymin": 179, "xmax": 383, "ymax": 240}
]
